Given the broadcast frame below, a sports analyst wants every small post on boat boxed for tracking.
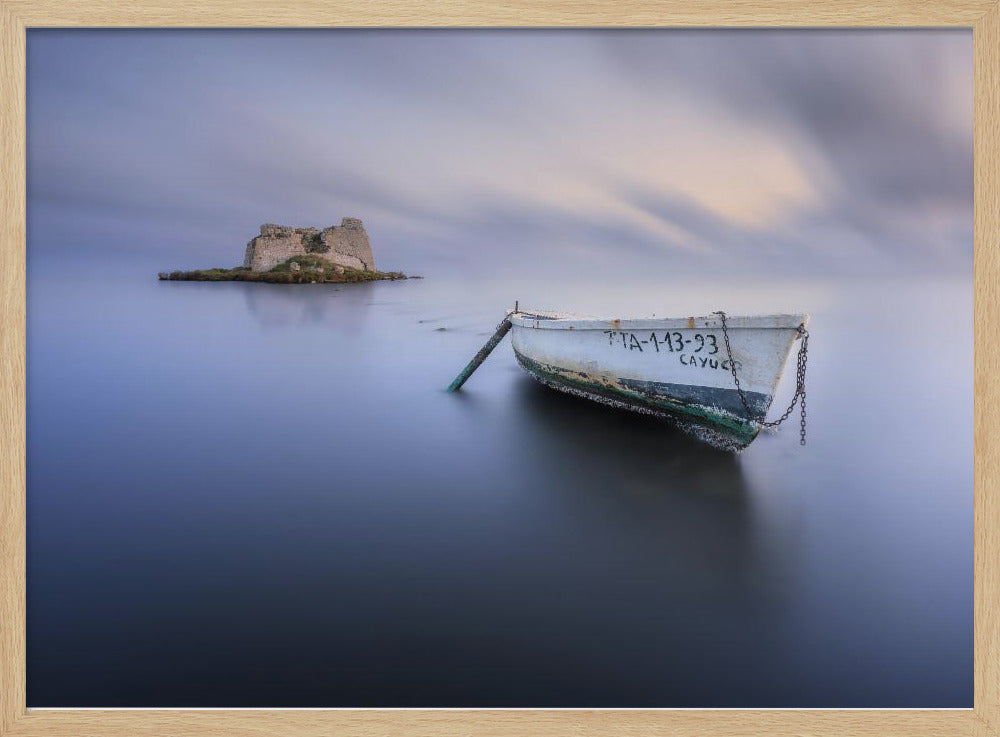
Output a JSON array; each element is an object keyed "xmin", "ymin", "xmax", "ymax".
[{"xmin": 447, "ymin": 311, "xmax": 515, "ymax": 392}]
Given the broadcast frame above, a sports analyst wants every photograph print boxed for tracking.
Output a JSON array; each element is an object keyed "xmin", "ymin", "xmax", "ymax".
[{"xmin": 26, "ymin": 29, "xmax": 972, "ymax": 707}]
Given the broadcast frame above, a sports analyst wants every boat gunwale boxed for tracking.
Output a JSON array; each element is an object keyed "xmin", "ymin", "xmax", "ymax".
[{"xmin": 509, "ymin": 311, "xmax": 809, "ymax": 331}]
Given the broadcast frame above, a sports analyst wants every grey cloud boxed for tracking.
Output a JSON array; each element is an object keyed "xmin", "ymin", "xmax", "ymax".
[
  {"xmin": 602, "ymin": 31, "xmax": 972, "ymax": 219},
  {"xmin": 27, "ymin": 29, "xmax": 972, "ymax": 277}
]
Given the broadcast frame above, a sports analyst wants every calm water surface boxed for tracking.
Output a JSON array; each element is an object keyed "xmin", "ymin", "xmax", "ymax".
[{"xmin": 27, "ymin": 263, "xmax": 972, "ymax": 706}]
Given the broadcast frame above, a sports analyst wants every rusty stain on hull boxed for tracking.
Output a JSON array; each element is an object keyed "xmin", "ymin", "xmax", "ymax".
[{"xmin": 514, "ymin": 350, "xmax": 762, "ymax": 450}]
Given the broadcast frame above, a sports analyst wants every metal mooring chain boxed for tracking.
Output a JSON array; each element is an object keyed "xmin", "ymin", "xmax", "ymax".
[{"xmin": 713, "ymin": 311, "xmax": 809, "ymax": 445}]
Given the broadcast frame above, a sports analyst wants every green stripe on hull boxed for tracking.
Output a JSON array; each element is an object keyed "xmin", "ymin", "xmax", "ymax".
[{"xmin": 514, "ymin": 350, "xmax": 762, "ymax": 450}]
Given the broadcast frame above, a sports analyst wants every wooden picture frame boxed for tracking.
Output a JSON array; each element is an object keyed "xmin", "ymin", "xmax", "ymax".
[{"xmin": 1, "ymin": 2, "xmax": 996, "ymax": 735}]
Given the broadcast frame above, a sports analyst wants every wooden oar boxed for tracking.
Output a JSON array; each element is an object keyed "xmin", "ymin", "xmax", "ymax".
[{"xmin": 447, "ymin": 315, "xmax": 514, "ymax": 392}]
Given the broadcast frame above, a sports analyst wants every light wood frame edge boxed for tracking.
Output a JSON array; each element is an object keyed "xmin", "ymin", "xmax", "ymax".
[{"xmin": 1, "ymin": 1, "xmax": 997, "ymax": 735}]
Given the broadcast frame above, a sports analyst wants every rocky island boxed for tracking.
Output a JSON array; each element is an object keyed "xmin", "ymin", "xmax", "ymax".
[{"xmin": 159, "ymin": 218, "xmax": 406, "ymax": 284}]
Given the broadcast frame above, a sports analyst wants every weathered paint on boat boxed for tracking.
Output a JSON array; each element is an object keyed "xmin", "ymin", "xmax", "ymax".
[{"xmin": 509, "ymin": 310, "xmax": 809, "ymax": 450}]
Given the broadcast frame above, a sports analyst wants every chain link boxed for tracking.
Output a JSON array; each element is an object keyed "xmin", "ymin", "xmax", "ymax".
[{"xmin": 713, "ymin": 311, "xmax": 809, "ymax": 445}]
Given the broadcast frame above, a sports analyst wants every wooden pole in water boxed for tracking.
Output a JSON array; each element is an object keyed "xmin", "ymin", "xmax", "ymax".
[{"xmin": 447, "ymin": 316, "xmax": 513, "ymax": 392}]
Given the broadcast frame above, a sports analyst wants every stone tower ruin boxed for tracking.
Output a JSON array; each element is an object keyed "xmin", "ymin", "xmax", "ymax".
[{"xmin": 243, "ymin": 217, "xmax": 376, "ymax": 273}]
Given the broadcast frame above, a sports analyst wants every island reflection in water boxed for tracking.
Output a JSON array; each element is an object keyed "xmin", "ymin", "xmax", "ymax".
[
  {"xmin": 26, "ymin": 268, "xmax": 972, "ymax": 707},
  {"xmin": 242, "ymin": 281, "xmax": 376, "ymax": 329}
]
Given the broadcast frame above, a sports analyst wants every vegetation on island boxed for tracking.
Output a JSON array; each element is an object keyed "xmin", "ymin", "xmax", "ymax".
[{"xmin": 159, "ymin": 255, "xmax": 407, "ymax": 284}]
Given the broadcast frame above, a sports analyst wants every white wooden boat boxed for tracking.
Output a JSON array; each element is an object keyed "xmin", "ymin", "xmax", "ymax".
[{"xmin": 508, "ymin": 309, "xmax": 809, "ymax": 450}]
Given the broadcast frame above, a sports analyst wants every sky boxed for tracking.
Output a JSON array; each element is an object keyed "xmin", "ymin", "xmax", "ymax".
[{"xmin": 26, "ymin": 29, "xmax": 973, "ymax": 278}]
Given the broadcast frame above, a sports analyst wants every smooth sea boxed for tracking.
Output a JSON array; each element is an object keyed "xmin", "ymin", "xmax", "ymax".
[{"xmin": 26, "ymin": 258, "xmax": 972, "ymax": 706}]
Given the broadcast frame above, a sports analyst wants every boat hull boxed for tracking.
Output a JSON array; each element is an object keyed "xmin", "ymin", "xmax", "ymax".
[{"xmin": 509, "ymin": 311, "xmax": 807, "ymax": 450}]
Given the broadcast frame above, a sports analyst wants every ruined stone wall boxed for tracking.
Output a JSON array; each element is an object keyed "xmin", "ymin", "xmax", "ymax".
[
  {"xmin": 243, "ymin": 225, "xmax": 307, "ymax": 271},
  {"xmin": 320, "ymin": 217, "xmax": 376, "ymax": 272},
  {"xmin": 243, "ymin": 218, "xmax": 376, "ymax": 272}
]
